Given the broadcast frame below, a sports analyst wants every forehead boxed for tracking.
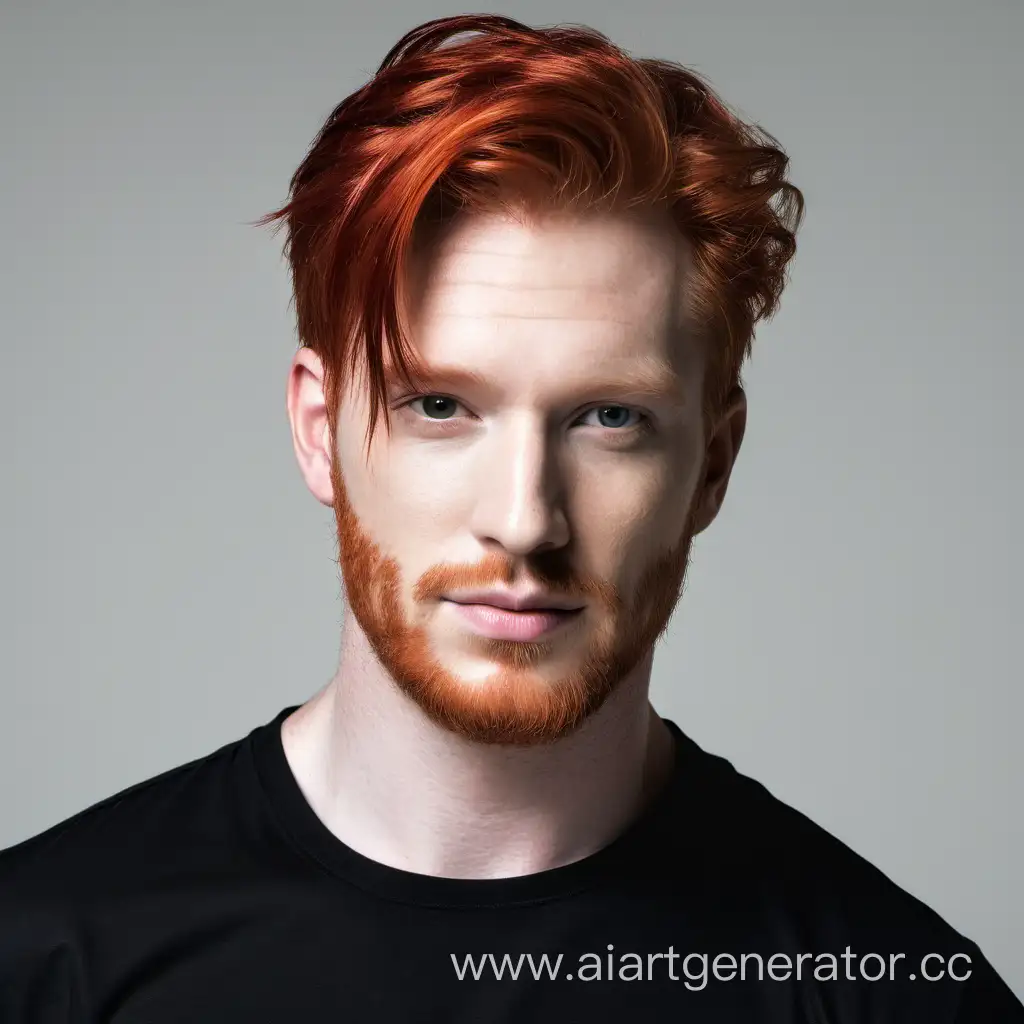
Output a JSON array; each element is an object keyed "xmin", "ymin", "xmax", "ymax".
[{"xmin": 400, "ymin": 209, "xmax": 698, "ymax": 389}]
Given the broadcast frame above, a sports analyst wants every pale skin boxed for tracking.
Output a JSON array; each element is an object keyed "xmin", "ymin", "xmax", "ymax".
[{"xmin": 283, "ymin": 207, "xmax": 747, "ymax": 879}]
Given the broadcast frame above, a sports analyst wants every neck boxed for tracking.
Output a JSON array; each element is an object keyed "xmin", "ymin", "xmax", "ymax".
[{"xmin": 281, "ymin": 615, "xmax": 676, "ymax": 880}]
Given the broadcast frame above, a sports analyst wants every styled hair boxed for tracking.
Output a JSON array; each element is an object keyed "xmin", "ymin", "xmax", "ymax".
[{"xmin": 260, "ymin": 14, "xmax": 805, "ymax": 453}]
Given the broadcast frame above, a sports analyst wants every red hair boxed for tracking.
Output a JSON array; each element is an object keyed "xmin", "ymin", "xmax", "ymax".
[{"xmin": 260, "ymin": 14, "xmax": 805, "ymax": 452}]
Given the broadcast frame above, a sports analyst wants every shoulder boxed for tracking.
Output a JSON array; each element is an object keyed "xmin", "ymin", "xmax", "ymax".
[
  {"xmin": 0, "ymin": 729, "xmax": 256, "ymax": 1016},
  {"xmin": 665, "ymin": 727, "xmax": 971, "ymax": 948},
  {"xmin": 0, "ymin": 729, "xmax": 250, "ymax": 911},
  {"xmin": 659, "ymin": 730, "xmax": 1024, "ymax": 1016}
]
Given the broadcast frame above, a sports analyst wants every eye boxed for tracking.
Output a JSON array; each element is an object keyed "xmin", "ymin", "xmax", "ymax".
[
  {"xmin": 407, "ymin": 395, "xmax": 465, "ymax": 420},
  {"xmin": 401, "ymin": 395, "xmax": 650, "ymax": 435},
  {"xmin": 578, "ymin": 405, "xmax": 645, "ymax": 430}
]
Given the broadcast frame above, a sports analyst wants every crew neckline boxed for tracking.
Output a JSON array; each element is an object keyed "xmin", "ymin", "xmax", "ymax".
[{"xmin": 250, "ymin": 704, "xmax": 703, "ymax": 909}]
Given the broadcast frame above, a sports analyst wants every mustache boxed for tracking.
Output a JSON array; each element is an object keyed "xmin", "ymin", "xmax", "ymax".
[{"xmin": 411, "ymin": 549, "xmax": 616, "ymax": 610}]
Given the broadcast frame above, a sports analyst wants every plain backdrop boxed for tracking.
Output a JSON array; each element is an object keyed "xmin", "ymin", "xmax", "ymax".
[{"xmin": 2, "ymin": 0, "xmax": 1021, "ymax": 1000}]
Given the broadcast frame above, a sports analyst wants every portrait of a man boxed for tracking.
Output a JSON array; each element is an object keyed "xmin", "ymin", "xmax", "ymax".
[{"xmin": 1, "ymin": 10, "xmax": 1020, "ymax": 1022}]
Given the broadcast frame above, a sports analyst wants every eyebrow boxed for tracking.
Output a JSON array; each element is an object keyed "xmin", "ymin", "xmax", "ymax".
[{"xmin": 390, "ymin": 360, "xmax": 686, "ymax": 408}]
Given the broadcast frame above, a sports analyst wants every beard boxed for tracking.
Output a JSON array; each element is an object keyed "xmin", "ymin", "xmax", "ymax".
[{"xmin": 329, "ymin": 455, "xmax": 698, "ymax": 747}]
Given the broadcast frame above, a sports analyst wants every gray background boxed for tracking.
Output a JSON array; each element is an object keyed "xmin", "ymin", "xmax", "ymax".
[{"xmin": 2, "ymin": 0, "xmax": 1021, "ymax": 999}]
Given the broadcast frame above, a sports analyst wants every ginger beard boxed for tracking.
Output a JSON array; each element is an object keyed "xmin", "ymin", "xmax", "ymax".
[{"xmin": 329, "ymin": 453, "xmax": 701, "ymax": 747}]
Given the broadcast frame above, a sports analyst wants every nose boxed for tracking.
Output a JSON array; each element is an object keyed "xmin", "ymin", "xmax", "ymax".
[{"xmin": 468, "ymin": 413, "xmax": 570, "ymax": 556}]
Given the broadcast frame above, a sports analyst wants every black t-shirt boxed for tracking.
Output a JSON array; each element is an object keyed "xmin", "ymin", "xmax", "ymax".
[{"xmin": 1, "ymin": 705, "xmax": 1020, "ymax": 1022}]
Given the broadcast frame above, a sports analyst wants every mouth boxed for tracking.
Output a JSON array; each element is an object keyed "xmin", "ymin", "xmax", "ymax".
[{"xmin": 441, "ymin": 598, "xmax": 584, "ymax": 642}]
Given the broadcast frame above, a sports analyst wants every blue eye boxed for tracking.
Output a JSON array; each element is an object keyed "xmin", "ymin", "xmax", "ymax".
[
  {"xmin": 581, "ymin": 405, "xmax": 643, "ymax": 429},
  {"xmin": 404, "ymin": 396, "xmax": 648, "ymax": 434}
]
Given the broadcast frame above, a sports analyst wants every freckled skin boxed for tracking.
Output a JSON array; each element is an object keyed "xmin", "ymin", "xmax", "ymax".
[{"xmin": 319, "ymin": 208, "xmax": 741, "ymax": 746}]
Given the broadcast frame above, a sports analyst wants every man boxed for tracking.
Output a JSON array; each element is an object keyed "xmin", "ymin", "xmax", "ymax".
[{"xmin": 1, "ymin": 13, "xmax": 1020, "ymax": 1021}]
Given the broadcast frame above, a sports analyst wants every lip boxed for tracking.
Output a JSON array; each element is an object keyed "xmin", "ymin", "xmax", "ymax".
[
  {"xmin": 443, "ymin": 599, "xmax": 583, "ymax": 641},
  {"xmin": 442, "ymin": 588, "xmax": 584, "ymax": 613}
]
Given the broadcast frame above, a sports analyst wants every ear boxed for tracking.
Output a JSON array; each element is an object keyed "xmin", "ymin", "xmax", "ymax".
[
  {"xmin": 690, "ymin": 385, "xmax": 747, "ymax": 536},
  {"xmin": 286, "ymin": 347, "xmax": 336, "ymax": 508}
]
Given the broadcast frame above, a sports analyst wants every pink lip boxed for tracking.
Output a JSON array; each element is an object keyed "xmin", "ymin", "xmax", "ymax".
[{"xmin": 444, "ymin": 600, "xmax": 583, "ymax": 641}]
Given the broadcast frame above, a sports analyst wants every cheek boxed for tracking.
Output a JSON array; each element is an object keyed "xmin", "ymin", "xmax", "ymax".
[
  {"xmin": 339, "ymin": 451, "xmax": 473, "ymax": 559},
  {"xmin": 572, "ymin": 456, "xmax": 698, "ymax": 575}
]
